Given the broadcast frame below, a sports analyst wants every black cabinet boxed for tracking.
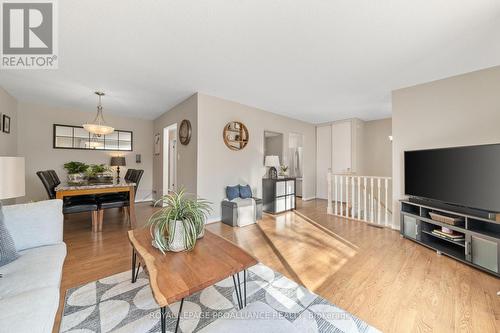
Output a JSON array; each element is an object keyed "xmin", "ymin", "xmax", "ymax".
[{"xmin": 262, "ymin": 178, "xmax": 296, "ymax": 214}]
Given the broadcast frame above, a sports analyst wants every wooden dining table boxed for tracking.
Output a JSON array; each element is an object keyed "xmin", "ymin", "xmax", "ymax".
[{"xmin": 55, "ymin": 180, "xmax": 137, "ymax": 231}]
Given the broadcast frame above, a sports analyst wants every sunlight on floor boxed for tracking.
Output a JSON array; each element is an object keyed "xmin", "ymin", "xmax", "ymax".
[{"xmin": 254, "ymin": 212, "xmax": 358, "ymax": 292}]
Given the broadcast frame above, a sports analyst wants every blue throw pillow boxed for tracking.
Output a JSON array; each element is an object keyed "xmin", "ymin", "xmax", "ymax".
[
  {"xmin": 226, "ymin": 185, "xmax": 240, "ymax": 201},
  {"xmin": 239, "ymin": 185, "xmax": 252, "ymax": 199}
]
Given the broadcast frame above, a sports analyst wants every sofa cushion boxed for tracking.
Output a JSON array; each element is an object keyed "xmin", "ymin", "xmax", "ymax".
[
  {"xmin": 2, "ymin": 199, "xmax": 63, "ymax": 251},
  {"xmin": 0, "ymin": 243, "xmax": 66, "ymax": 298},
  {"xmin": 239, "ymin": 184, "xmax": 252, "ymax": 199},
  {"xmin": 199, "ymin": 301, "xmax": 300, "ymax": 333},
  {"xmin": 226, "ymin": 185, "xmax": 240, "ymax": 201},
  {"xmin": 0, "ymin": 204, "xmax": 19, "ymax": 267},
  {"xmin": 0, "ymin": 287, "xmax": 60, "ymax": 333}
]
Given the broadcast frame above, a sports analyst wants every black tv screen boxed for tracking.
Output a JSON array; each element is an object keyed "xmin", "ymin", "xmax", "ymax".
[{"xmin": 405, "ymin": 144, "xmax": 500, "ymax": 212}]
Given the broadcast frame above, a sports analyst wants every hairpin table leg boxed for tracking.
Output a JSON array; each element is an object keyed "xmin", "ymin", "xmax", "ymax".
[{"xmin": 232, "ymin": 274, "xmax": 242, "ymax": 309}]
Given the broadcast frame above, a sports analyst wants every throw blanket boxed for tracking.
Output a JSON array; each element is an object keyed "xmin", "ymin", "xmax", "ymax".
[{"xmin": 230, "ymin": 197, "xmax": 256, "ymax": 227}]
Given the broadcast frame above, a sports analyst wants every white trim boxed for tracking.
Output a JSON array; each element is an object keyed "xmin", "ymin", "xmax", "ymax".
[
  {"xmin": 206, "ymin": 216, "xmax": 221, "ymax": 224},
  {"xmin": 163, "ymin": 123, "xmax": 178, "ymax": 197},
  {"xmin": 301, "ymin": 196, "xmax": 316, "ymax": 201},
  {"xmin": 134, "ymin": 199, "xmax": 154, "ymax": 203}
]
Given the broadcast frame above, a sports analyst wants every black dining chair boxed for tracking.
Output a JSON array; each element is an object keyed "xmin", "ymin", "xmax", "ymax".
[
  {"xmin": 124, "ymin": 169, "xmax": 134, "ymax": 181},
  {"xmin": 97, "ymin": 169, "xmax": 144, "ymax": 225},
  {"xmin": 36, "ymin": 170, "xmax": 100, "ymax": 231},
  {"xmin": 46, "ymin": 169, "xmax": 96, "ymax": 202}
]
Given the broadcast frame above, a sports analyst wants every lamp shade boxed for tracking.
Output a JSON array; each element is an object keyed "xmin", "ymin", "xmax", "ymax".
[
  {"xmin": 0, "ymin": 157, "xmax": 25, "ymax": 200},
  {"xmin": 264, "ymin": 155, "xmax": 280, "ymax": 168},
  {"xmin": 110, "ymin": 156, "xmax": 126, "ymax": 167}
]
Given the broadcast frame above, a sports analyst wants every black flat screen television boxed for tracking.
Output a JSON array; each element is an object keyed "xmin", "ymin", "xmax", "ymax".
[{"xmin": 405, "ymin": 144, "xmax": 500, "ymax": 212}]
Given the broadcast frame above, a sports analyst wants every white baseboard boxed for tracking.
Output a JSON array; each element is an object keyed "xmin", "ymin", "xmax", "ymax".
[
  {"xmin": 135, "ymin": 199, "xmax": 154, "ymax": 204},
  {"xmin": 301, "ymin": 196, "xmax": 316, "ymax": 201},
  {"xmin": 206, "ymin": 216, "xmax": 221, "ymax": 224}
]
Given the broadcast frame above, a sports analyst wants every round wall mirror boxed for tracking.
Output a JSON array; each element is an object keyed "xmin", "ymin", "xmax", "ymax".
[{"xmin": 223, "ymin": 121, "xmax": 249, "ymax": 151}]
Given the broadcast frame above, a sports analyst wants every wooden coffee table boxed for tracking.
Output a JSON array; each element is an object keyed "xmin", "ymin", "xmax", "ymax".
[{"xmin": 128, "ymin": 228, "xmax": 258, "ymax": 333}]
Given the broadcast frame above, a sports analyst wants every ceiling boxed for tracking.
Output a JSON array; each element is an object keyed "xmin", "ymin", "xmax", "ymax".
[{"xmin": 1, "ymin": 0, "xmax": 499, "ymax": 123}]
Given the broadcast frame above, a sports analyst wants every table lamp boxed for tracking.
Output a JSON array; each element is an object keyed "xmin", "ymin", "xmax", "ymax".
[
  {"xmin": 264, "ymin": 155, "xmax": 280, "ymax": 179},
  {"xmin": 0, "ymin": 157, "xmax": 26, "ymax": 205},
  {"xmin": 110, "ymin": 156, "xmax": 126, "ymax": 180}
]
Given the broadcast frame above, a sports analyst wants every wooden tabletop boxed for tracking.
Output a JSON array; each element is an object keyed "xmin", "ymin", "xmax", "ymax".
[{"xmin": 128, "ymin": 228, "xmax": 258, "ymax": 307}]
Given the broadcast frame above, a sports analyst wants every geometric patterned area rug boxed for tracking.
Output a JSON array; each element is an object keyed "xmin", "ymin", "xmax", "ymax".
[{"xmin": 60, "ymin": 263, "xmax": 381, "ymax": 333}]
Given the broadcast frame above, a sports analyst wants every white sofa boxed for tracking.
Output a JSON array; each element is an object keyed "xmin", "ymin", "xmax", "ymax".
[{"xmin": 0, "ymin": 199, "xmax": 66, "ymax": 333}]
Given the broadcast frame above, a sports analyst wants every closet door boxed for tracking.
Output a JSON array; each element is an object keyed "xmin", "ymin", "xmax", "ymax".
[
  {"xmin": 316, "ymin": 125, "xmax": 332, "ymax": 199},
  {"xmin": 331, "ymin": 121, "xmax": 352, "ymax": 174}
]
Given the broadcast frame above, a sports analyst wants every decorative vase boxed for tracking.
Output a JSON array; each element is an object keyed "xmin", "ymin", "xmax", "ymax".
[{"xmin": 67, "ymin": 173, "xmax": 85, "ymax": 184}]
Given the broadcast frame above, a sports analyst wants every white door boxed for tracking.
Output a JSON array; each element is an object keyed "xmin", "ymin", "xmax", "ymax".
[
  {"xmin": 332, "ymin": 121, "xmax": 352, "ymax": 174},
  {"xmin": 316, "ymin": 125, "xmax": 332, "ymax": 199}
]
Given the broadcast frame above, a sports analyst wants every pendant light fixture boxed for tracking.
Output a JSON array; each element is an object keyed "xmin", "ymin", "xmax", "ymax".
[{"xmin": 83, "ymin": 91, "xmax": 114, "ymax": 136}]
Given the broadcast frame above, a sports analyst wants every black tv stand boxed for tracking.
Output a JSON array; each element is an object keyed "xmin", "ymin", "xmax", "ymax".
[
  {"xmin": 407, "ymin": 197, "xmax": 497, "ymax": 220},
  {"xmin": 401, "ymin": 200, "xmax": 500, "ymax": 277}
]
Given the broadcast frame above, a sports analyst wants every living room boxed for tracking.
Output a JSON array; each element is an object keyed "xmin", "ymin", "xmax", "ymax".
[{"xmin": 1, "ymin": 1, "xmax": 499, "ymax": 333}]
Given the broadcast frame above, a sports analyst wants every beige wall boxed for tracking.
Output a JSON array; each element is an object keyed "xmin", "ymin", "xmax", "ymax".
[
  {"xmin": 153, "ymin": 94, "xmax": 198, "ymax": 199},
  {"xmin": 392, "ymin": 65, "xmax": 500, "ymax": 229},
  {"xmin": 0, "ymin": 87, "xmax": 17, "ymax": 156},
  {"xmin": 17, "ymin": 102, "xmax": 154, "ymax": 202},
  {"xmin": 197, "ymin": 93, "xmax": 316, "ymax": 220},
  {"xmin": 361, "ymin": 118, "xmax": 392, "ymax": 177}
]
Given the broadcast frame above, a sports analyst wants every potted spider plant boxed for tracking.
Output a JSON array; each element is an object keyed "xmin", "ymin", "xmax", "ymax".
[
  {"xmin": 147, "ymin": 189, "xmax": 212, "ymax": 253},
  {"xmin": 63, "ymin": 161, "xmax": 88, "ymax": 184}
]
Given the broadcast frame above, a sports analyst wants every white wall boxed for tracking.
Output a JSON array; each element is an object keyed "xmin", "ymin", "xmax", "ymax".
[
  {"xmin": 0, "ymin": 87, "xmax": 17, "ymax": 157},
  {"xmin": 392, "ymin": 65, "xmax": 500, "ymax": 229},
  {"xmin": 153, "ymin": 94, "xmax": 198, "ymax": 199},
  {"xmin": 17, "ymin": 102, "xmax": 154, "ymax": 202},
  {"xmin": 315, "ymin": 119, "xmax": 364, "ymax": 199},
  {"xmin": 197, "ymin": 93, "xmax": 316, "ymax": 220},
  {"xmin": 316, "ymin": 125, "xmax": 332, "ymax": 199},
  {"xmin": 361, "ymin": 118, "xmax": 392, "ymax": 177}
]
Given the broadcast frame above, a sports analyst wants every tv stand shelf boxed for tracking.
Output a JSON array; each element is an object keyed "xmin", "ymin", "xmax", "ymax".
[{"xmin": 401, "ymin": 200, "xmax": 500, "ymax": 277}]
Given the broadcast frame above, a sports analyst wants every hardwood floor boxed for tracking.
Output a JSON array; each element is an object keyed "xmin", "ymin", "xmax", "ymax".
[{"xmin": 54, "ymin": 200, "xmax": 499, "ymax": 333}]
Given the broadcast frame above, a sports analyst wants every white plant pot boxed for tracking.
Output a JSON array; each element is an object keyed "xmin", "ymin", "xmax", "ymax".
[
  {"xmin": 168, "ymin": 220, "xmax": 189, "ymax": 252},
  {"xmin": 152, "ymin": 220, "xmax": 192, "ymax": 252},
  {"xmin": 67, "ymin": 173, "xmax": 85, "ymax": 183},
  {"xmin": 152, "ymin": 219, "xmax": 206, "ymax": 252},
  {"xmin": 197, "ymin": 225, "xmax": 205, "ymax": 239}
]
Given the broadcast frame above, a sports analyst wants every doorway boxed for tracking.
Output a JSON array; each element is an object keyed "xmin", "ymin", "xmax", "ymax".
[
  {"xmin": 289, "ymin": 132, "xmax": 304, "ymax": 198},
  {"xmin": 163, "ymin": 124, "xmax": 177, "ymax": 197}
]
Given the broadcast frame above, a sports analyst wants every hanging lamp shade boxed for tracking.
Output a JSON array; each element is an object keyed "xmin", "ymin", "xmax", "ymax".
[{"xmin": 83, "ymin": 92, "xmax": 114, "ymax": 136}]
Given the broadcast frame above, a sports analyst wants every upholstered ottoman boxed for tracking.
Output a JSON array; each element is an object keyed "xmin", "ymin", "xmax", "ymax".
[{"xmin": 221, "ymin": 197, "xmax": 263, "ymax": 227}]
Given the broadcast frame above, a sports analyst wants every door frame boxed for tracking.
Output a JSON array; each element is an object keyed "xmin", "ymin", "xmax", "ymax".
[{"xmin": 163, "ymin": 123, "xmax": 178, "ymax": 198}]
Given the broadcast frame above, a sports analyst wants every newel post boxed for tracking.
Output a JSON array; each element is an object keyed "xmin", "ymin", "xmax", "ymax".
[{"xmin": 327, "ymin": 168, "xmax": 333, "ymax": 215}]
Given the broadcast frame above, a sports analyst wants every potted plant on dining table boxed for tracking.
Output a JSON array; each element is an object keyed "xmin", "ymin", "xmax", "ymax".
[
  {"xmin": 63, "ymin": 161, "xmax": 88, "ymax": 184},
  {"xmin": 85, "ymin": 164, "xmax": 113, "ymax": 183},
  {"xmin": 147, "ymin": 189, "xmax": 212, "ymax": 253}
]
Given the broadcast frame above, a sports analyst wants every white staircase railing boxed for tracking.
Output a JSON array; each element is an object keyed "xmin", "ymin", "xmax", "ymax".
[{"xmin": 327, "ymin": 170, "xmax": 392, "ymax": 227}]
